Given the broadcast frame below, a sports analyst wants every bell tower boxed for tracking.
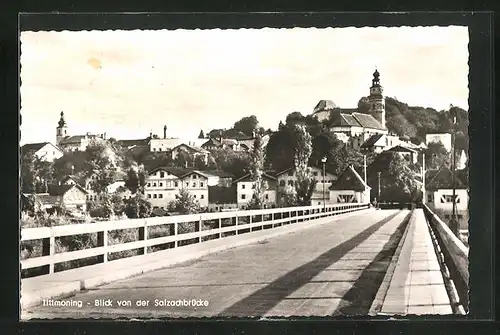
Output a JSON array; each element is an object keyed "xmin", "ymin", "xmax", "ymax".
[
  {"xmin": 56, "ymin": 111, "xmax": 68, "ymax": 145},
  {"xmin": 368, "ymin": 69, "xmax": 386, "ymax": 129}
]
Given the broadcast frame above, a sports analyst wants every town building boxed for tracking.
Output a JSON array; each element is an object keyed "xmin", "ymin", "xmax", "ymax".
[
  {"xmin": 28, "ymin": 183, "xmax": 88, "ymax": 212},
  {"xmin": 275, "ymin": 166, "xmax": 338, "ymax": 206},
  {"xmin": 312, "ymin": 69, "xmax": 388, "ymax": 146},
  {"xmin": 170, "ymin": 144, "xmax": 210, "ymax": 165},
  {"xmin": 55, "ymin": 112, "xmax": 107, "ymax": 152},
  {"xmin": 144, "ymin": 167, "xmax": 213, "ymax": 209},
  {"xmin": 424, "ymin": 165, "xmax": 469, "ymax": 241},
  {"xmin": 386, "ymin": 145, "xmax": 419, "ymax": 164},
  {"xmin": 233, "ymin": 172, "xmax": 278, "ymax": 209},
  {"xmin": 21, "ymin": 142, "xmax": 64, "ymax": 162},
  {"xmin": 426, "ymin": 133, "xmax": 452, "ymax": 152},
  {"xmin": 329, "ymin": 165, "xmax": 371, "ymax": 204}
]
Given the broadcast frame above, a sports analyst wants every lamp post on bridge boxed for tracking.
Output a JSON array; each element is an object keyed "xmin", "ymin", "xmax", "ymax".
[{"xmin": 321, "ymin": 157, "xmax": 327, "ymax": 212}]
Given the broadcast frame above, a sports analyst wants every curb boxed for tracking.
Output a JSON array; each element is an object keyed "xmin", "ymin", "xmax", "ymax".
[
  {"xmin": 368, "ymin": 209, "xmax": 414, "ymax": 316},
  {"xmin": 21, "ymin": 208, "xmax": 373, "ymax": 312}
]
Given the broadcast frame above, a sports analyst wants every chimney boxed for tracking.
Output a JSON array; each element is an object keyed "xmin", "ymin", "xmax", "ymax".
[
  {"xmin": 103, "ymin": 132, "xmax": 107, "ymax": 140},
  {"xmin": 163, "ymin": 125, "xmax": 167, "ymax": 139}
]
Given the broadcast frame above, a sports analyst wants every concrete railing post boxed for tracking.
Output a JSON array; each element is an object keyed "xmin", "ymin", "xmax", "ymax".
[
  {"xmin": 235, "ymin": 212, "xmax": 239, "ymax": 235},
  {"xmin": 218, "ymin": 217, "xmax": 222, "ymax": 239},
  {"xmin": 97, "ymin": 228, "xmax": 108, "ymax": 263},
  {"xmin": 174, "ymin": 221, "xmax": 178, "ymax": 248},
  {"xmin": 198, "ymin": 216, "xmax": 202, "ymax": 243},
  {"xmin": 138, "ymin": 219, "xmax": 147, "ymax": 255},
  {"xmin": 42, "ymin": 232, "xmax": 55, "ymax": 274}
]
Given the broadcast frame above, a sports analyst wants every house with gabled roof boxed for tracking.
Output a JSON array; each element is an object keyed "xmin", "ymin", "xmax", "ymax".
[
  {"xmin": 424, "ymin": 165, "xmax": 468, "ymax": 232},
  {"xmin": 275, "ymin": 166, "xmax": 338, "ymax": 206},
  {"xmin": 386, "ymin": 145, "xmax": 419, "ymax": 164},
  {"xmin": 170, "ymin": 143, "xmax": 210, "ymax": 159},
  {"xmin": 33, "ymin": 183, "xmax": 88, "ymax": 212},
  {"xmin": 329, "ymin": 165, "xmax": 371, "ymax": 204},
  {"xmin": 21, "ymin": 142, "xmax": 64, "ymax": 162},
  {"xmin": 233, "ymin": 172, "xmax": 278, "ymax": 209}
]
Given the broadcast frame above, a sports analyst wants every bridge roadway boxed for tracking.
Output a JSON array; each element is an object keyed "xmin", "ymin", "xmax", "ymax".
[{"xmin": 23, "ymin": 209, "xmax": 413, "ymax": 319}]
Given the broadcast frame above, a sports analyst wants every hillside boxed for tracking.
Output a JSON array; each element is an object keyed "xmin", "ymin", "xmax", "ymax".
[{"xmin": 357, "ymin": 96, "xmax": 469, "ymax": 151}]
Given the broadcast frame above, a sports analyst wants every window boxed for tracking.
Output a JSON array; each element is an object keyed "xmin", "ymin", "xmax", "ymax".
[
  {"xmin": 288, "ymin": 180, "xmax": 294, "ymax": 186},
  {"xmin": 159, "ymin": 194, "xmax": 163, "ymax": 198},
  {"xmin": 186, "ymin": 182, "xmax": 189, "ymax": 187},
  {"xmin": 193, "ymin": 182, "xmax": 197, "ymax": 187},
  {"xmin": 279, "ymin": 180, "xmax": 285, "ymax": 187},
  {"xmin": 194, "ymin": 195, "xmax": 197, "ymax": 199},
  {"xmin": 174, "ymin": 182, "xmax": 178, "ymax": 187},
  {"xmin": 160, "ymin": 172, "xmax": 165, "ymax": 178},
  {"xmin": 193, "ymin": 174, "xmax": 197, "ymax": 179},
  {"xmin": 252, "ymin": 184, "xmax": 255, "ymax": 189},
  {"xmin": 457, "ymin": 214, "xmax": 463, "ymax": 219},
  {"xmin": 153, "ymin": 194, "xmax": 157, "ymax": 199},
  {"xmin": 201, "ymin": 194, "xmax": 204, "ymax": 199},
  {"xmin": 242, "ymin": 184, "xmax": 246, "ymax": 189},
  {"xmin": 427, "ymin": 194, "xmax": 433, "ymax": 203},
  {"xmin": 265, "ymin": 194, "xmax": 269, "ymax": 200},
  {"xmin": 147, "ymin": 194, "xmax": 151, "ymax": 199},
  {"xmin": 241, "ymin": 194, "xmax": 246, "ymax": 200},
  {"xmin": 153, "ymin": 182, "xmax": 157, "ymax": 187},
  {"xmin": 200, "ymin": 182, "xmax": 204, "ymax": 187},
  {"xmin": 288, "ymin": 171, "xmax": 294, "ymax": 176}
]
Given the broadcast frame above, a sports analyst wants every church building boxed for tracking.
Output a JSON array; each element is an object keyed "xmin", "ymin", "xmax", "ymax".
[
  {"xmin": 55, "ymin": 112, "xmax": 107, "ymax": 152},
  {"xmin": 312, "ymin": 69, "xmax": 389, "ymax": 149}
]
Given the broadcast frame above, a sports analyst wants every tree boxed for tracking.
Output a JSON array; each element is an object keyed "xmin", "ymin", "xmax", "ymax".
[
  {"xmin": 209, "ymin": 148, "xmax": 251, "ymax": 179},
  {"xmin": 84, "ymin": 140, "xmax": 122, "ymax": 194},
  {"xmin": 170, "ymin": 188, "xmax": 200, "ymax": 214},
  {"xmin": 425, "ymin": 142, "xmax": 450, "ymax": 170},
  {"xmin": 293, "ymin": 124, "xmax": 317, "ymax": 206},
  {"xmin": 247, "ymin": 135, "xmax": 267, "ymax": 209},
  {"xmin": 124, "ymin": 163, "xmax": 147, "ymax": 194},
  {"xmin": 285, "ymin": 111, "xmax": 305, "ymax": 127},
  {"xmin": 265, "ymin": 126, "xmax": 296, "ymax": 172},
  {"xmin": 233, "ymin": 115, "xmax": 259, "ymax": 137},
  {"xmin": 124, "ymin": 194, "xmax": 152, "ymax": 218},
  {"xmin": 367, "ymin": 152, "xmax": 419, "ymax": 203},
  {"xmin": 21, "ymin": 151, "xmax": 37, "ymax": 193},
  {"xmin": 194, "ymin": 155, "xmax": 208, "ymax": 170},
  {"xmin": 281, "ymin": 185, "xmax": 298, "ymax": 207},
  {"xmin": 198, "ymin": 129, "xmax": 205, "ymax": 139}
]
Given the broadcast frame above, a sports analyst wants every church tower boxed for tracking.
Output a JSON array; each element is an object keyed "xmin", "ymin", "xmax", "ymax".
[
  {"xmin": 56, "ymin": 111, "xmax": 68, "ymax": 145},
  {"xmin": 368, "ymin": 69, "xmax": 386, "ymax": 129}
]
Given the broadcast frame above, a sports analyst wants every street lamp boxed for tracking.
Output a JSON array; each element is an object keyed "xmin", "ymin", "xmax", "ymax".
[
  {"xmin": 450, "ymin": 106, "xmax": 459, "ymax": 236},
  {"xmin": 321, "ymin": 157, "xmax": 327, "ymax": 212}
]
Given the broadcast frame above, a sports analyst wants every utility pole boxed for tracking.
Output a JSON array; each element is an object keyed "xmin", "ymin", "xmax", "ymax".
[
  {"xmin": 377, "ymin": 172, "xmax": 381, "ymax": 202},
  {"xmin": 422, "ymin": 151, "xmax": 426, "ymax": 204},
  {"xmin": 450, "ymin": 106, "xmax": 458, "ymax": 236},
  {"xmin": 363, "ymin": 155, "xmax": 367, "ymax": 185},
  {"xmin": 321, "ymin": 157, "xmax": 327, "ymax": 212}
]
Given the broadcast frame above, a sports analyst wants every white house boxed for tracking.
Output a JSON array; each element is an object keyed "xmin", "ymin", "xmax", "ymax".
[
  {"xmin": 233, "ymin": 172, "xmax": 278, "ymax": 209},
  {"xmin": 386, "ymin": 145, "xmax": 419, "ymax": 164},
  {"xmin": 275, "ymin": 166, "xmax": 338, "ymax": 206},
  {"xmin": 21, "ymin": 142, "xmax": 64, "ymax": 162},
  {"xmin": 426, "ymin": 133, "xmax": 452, "ymax": 152},
  {"xmin": 425, "ymin": 165, "xmax": 469, "ymax": 233},
  {"xmin": 170, "ymin": 144, "xmax": 210, "ymax": 164},
  {"xmin": 329, "ymin": 165, "xmax": 371, "ymax": 204},
  {"xmin": 144, "ymin": 167, "xmax": 210, "ymax": 209}
]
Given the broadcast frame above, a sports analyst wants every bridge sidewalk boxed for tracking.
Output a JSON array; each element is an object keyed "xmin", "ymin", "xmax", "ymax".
[
  {"xmin": 21, "ymin": 209, "xmax": 372, "ymax": 311},
  {"xmin": 377, "ymin": 209, "xmax": 452, "ymax": 315}
]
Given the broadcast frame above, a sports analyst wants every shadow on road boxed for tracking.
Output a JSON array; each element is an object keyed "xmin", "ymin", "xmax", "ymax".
[
  {"xmin": 332, "ymin": 211, "xmax": 412, "ymax": 316},
  {"xmin": 219, "ymin": 210, "xmax": 403, "ymax": 317}
]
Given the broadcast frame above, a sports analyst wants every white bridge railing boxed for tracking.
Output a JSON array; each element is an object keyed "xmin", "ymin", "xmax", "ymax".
[{"xmin": 21, "ymin": 203, "xmax": 369, "ymax": 275}]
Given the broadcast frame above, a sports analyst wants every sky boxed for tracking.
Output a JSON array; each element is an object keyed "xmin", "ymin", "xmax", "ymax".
[{"xmin": 20, "ymin": 26, "xmax": 469, "ymax": 145}]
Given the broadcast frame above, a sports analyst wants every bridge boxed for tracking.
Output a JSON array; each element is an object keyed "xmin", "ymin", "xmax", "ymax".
[{"xmin": 20, "ymin": 203, "xmax": 468, "ymax": 319}]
